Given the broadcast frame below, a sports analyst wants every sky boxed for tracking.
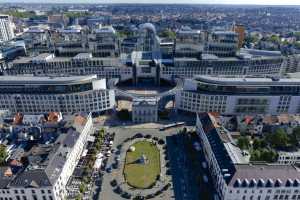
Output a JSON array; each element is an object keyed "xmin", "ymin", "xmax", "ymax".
[{"xmin": 2, "ymin": 0, "xmax": 300, "ymax": 5}]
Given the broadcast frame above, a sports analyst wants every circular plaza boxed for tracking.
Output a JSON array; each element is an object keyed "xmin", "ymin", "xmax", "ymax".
[
  {"xmin": 123, "ymin": 140, "xmax": 161, "ymax": 189},
  {"xmin": 108, "ymin": 132, "xmax": 172, "ymax": 199}
]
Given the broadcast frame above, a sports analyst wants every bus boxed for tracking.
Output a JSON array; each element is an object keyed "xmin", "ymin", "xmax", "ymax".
[{"xmin": 159, "ymin": 122, "xmax": 185, "ymax": 131}]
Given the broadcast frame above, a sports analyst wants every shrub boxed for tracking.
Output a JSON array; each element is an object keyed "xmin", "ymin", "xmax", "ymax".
[
  {"xmin": 117, "ymin": 109, "xmax": 131, "ymax": 121},
  {"xmin": 158, "ymin": 139, "xmax": 165, "ymax": 145},
  {"xmin": 110, "ymin": 179, "xmax": 117, "ymax": 187}
]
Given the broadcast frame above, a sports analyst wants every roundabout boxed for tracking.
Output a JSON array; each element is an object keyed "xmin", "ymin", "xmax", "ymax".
[{"xmin": 107, "ymin": 132, "xmax": 172, "ymax": 199}]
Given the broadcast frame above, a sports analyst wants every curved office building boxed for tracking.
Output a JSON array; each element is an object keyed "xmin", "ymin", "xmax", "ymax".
[
  {"xmin": 176, "ymin": 76, "xmax": 300, "ymax": 115},
  {"xmin": 0, "ymin": 75, "xmax": 115, "ymax": 114}
]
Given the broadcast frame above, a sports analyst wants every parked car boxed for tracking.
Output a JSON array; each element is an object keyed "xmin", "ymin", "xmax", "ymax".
[
  {"xmin": 203, "ymin": 175, "xmax": 208, "ymax": 183},
  {"xmin": 106, "ymin": 167, "xmax": 112, "ymax": 173},
  {"xmin": 202, "ymin": 161, "xmax": 207, "ymax": 169}
]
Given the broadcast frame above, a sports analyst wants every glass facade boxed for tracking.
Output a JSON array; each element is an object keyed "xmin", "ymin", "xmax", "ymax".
[
  {"xmin": 0, "ymin": 83, "xmax": 93, "ymax": 94},
  {"xmin": 196, "ymin": 82, "xmax": 300, "ymax": 95}
]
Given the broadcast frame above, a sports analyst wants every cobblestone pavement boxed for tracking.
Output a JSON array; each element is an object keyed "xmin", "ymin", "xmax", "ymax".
[{"xmin": 97, "ymin": 127, "xmax": 178, "ymax": 200}]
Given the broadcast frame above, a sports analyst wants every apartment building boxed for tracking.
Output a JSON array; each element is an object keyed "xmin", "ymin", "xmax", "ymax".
[
  {"xmin": 0, "ymin": 15, "xmax": 14, "ymax": 42},
  {"xmin": 0, "ymin": 75, "xmax": 115, "ymax": 114},
  {"xmin": 6, "ymin": 53, "xmax": 132, "ymax": 81},
  {"xmin": 0, "ymin": 113, "xmax": 93, "ymax": 200},
  {"xmin": 88, "ymin": 26, "xmax": 120, "ymax": 57},
  {"xmin": 196, "ymin": 113, "xmax": 300, "ymax": 200},
  {"xmin": 177, "ymin": 76, "xmax": 300, "ymax": 115}
]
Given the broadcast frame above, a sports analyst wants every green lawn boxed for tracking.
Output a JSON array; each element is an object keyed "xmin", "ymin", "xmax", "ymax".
[{"xmin": 123, "ymin": 140, "xmax": 160, "ymax": 189}]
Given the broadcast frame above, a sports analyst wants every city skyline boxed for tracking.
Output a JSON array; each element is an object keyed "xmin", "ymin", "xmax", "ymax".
[
  {"xmin": 1, "ymin": 3, "xmax": 300, "ymax": 200},
  {"xmin": 2, "ymin": 0, "xmax": 300, "ymax": 5}
]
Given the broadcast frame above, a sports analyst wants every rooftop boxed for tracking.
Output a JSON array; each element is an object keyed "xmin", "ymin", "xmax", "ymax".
[
  {"xmin": 94, "ymin": 26, "xmax": 116, "ymax": 34},
  {"xmin": 0, "ymin": 75, "xmax": 97, "ymax": 85},
  {"xmin": 12, "ymin": 54, "xmax": 122, "ymax": 64},
  {"xmin": 194, "ymin": 76, "xmax": 300, "ymax": 86},
  {"xmin": 197, "ymin": 112, "xmax": 300, "ymax": 186},
  {"xmin": 132, "ymin": 98, "xmax": 158, "ymax": 106},
  {"xmin": 0, "ymin": 113, "xmax": 91, "ymax": 188},
  {"xmin": 198, "ymin": 113, "xmax": 236, "ymax": 184},
  {"xmin": 229, "ymin": 164, "xmax": 300, "ymax": 188},
  {"xmin": 73, "ymin": 53, "xmax": 93, "ymax": 60}
]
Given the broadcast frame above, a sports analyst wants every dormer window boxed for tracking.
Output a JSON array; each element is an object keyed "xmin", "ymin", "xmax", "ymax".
[
  {"xmin": 275, "ymin": 179, "xmax": 282, "ymax": 187},
  {"xmin": 293, "ymin": 179, "xmax": 300, "ymax": 187},
  {"xmin": 234, "ymin": 178, "xmax": 242, "ymax": 188},
  {"xmin": 257, "ymin": 179, "xmax": 265, "ymax": 187},
  {"xmin": 249, "ymin": 179, "xmax": 257, "ymax": 188},
  {"xmin": 242, "ymin": 179, "xmax": 249, "ymax": 187},
  {"xmin": 266, "ymin": 179, "xmax": 274, "ymax": 188},
  {"xmin": 286, "ymin": 179, "xmax": 293, "ymax": 187}
]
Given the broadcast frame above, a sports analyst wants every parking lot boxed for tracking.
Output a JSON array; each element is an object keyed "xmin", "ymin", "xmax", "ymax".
[
  {"xmin": 182, "ymin": 132, "xmax": 216, "ymax": 200},
  {"xmin": 96, "ymin": 127, "xmax": 179, "ymax": 200},
  {"xmin": 90, "ymin": 123, "xmax": 216, "ymax": 200},
  {"xmin": 166, "ymin": 133, "xmax": 200, "ymax": 200}
]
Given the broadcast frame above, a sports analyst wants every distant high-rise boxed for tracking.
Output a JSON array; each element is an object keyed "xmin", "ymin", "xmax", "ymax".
[
  {"xmin": 0, "ymin": 15, "xmax": 14, "ymax": 42},
  {"xmin": 232, "ymin": 23, "xmax": 245, "ymax": 48},
  {"xmin": 48, "ymin": 14, "xmax": 69, "ymax": 27}
]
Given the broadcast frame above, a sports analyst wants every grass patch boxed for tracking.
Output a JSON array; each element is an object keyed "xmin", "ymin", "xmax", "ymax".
[{"xmin": 123, "ymin": 140, "xmax": 160, "ymax": 189}]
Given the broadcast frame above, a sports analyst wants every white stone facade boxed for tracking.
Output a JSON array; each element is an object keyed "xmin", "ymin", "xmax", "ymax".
[
  {"xmin": 132, "ymin": 98, "xmax": 158, "ymax": 123},
  {"xmin": 176, "ymin": 77, "xmax": 300, "ymax": 115},
  {"xmin": 0, "ymin": 75, "xmax": 115, "ymax": 114}
]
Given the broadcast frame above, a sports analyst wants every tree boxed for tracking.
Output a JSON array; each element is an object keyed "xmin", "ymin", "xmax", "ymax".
[
  {"xmin": 265, "ymin": 128, "xmax": 289, "ymax": 149},
  {"xmin": 252, "ymin": 138, "xmax": 261, "ymax": 149},
  {"xmin": 159, "ymin": 29, "xmax": 176, "ymax": 39},
  {"xmin": 237, "ymin": 136, "xmax": 250, "ymax": 150},
  {"xmin": 252, "ymin": 138, "xmax": 267, "ymax": 149},
  {"xmin": 75, "ymin": 194, "xmax": 82, "ymax": 200},
  {"xmin": 117, "ymin": 30, "xmax": 132, "ymax": 38},
  {"xmin": 64, "ymin": 11, "xmax": 90, "ymax": 18},
  {"xmin": 100, "ymin": 128, "xmax": 105, "ymax": 138},
  {"xmin": 117, "ymin": 109, "xmax": 131, "ymax": 121},
  {"xmin": 79, "ymin": 182, "xmax": 87, "ymax": 194},
  {"xmin": 158, "ymin": 110, "xmax": 169, "ymax": 119},
  {"xmin": 294, "ymin": 42, "xmax": 300, "ymax": 50},
  {"xmin": 245, "ymin": 35, "xmax": 259, "ymax": 44},
  {"xmin": 260, "ymin": 149, "xmax": 277, "ymax": 162},
  {"xmin": 294, "ymin": 32, "xmax": 300, "ymax": 40},
  {"xmin": 268, "ymin": 35, "xmax": 280, "ymax": 44},
  {"xmin": 0, "ymin": 145, "xmax": 7, "ymax": 166},
  {"xmin": 250, "ymin": 149, "xmax": 277, "ymax": 162},
  {"xmin": 5, "ymin": 10, "xmax": 36, "ymax": 19},
  {"xmin": 293, "ymin": 127, "xmax": 300, "ymax": 141},
  {"xmin": 250, "ymin": 149, "xmax": 261, "ymax": 161}
]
